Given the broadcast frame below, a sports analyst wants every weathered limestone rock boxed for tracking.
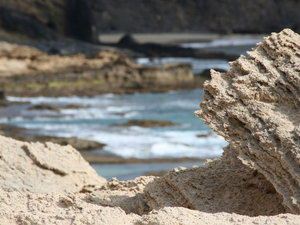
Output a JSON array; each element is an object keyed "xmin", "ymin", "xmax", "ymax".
[
  {"xmin": 196, "ymin": 29, "xmax": 300, "ymax": 213},
  {"xmin": 0, "ymin": 135, "xmax": 105, "ymax": 193},
  {"xmin": 142, "ymin": 149, "xmax": 285, "ymax": 216}
]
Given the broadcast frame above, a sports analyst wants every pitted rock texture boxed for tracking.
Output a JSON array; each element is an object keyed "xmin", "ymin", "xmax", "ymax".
[
  {"xmin": 0, "ymin": 190, "xmax": 298, "ymax": 225},
  {"xmin": 142, "ymin": 149, "xmax": 286, "ymax": 216},
  {"xmin": 0, "ymin": 135, "xmax": 105, "ymax": 193},
  {"xmin": 196, "ymin": 29, "xmax": 300, "ymax": 213}
]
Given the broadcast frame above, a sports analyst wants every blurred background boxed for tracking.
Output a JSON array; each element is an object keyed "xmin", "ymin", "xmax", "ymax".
[{"xmin": 0, "ymin": 0, "xmax": 298, "ymax": 180}]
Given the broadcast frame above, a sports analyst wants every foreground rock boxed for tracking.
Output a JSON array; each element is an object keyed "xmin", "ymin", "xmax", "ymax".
[
  {"xmin": 0, "ymin": 135, "xmax": 105, "ymax": 193},
  {"xmin": 196, "ymin": 29, "xmax": 300, "ymax": 213},
  {"xmin": 142, "ymin": 150, "xmax": 285, "ymax": 216},
  {"xmin": 0, "ymin": 42, "xmax": 195, "ymax": 96}
]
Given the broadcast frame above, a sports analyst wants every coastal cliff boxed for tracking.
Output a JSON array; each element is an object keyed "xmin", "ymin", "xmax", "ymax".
[
  {"xmin": 0, "ymin": 29, "xmax": 299, "ymax": 224},
  {"xmin": 0, "ymin": 0, "xmax": 299, "ymax": 42}
]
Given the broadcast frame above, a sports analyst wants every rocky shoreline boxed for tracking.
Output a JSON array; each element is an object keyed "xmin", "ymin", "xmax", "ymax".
[
  {"xmin": 0, "ymin": 41, "xmax": 200, "ymax": 97},
  {"xmin": 0, "ymin": 29, "xmax": 299, "ymax": 224}
]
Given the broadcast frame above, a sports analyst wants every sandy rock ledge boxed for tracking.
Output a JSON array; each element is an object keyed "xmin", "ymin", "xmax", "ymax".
[{"xmin": 0, "ymin": 135, "xmax": 105, "ymax": 193}]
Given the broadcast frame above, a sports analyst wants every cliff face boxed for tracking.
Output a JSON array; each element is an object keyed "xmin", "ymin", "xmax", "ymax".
[
  {"xmin": 0, "ymin": 0, "xmax": 64, "ymax": 40},
  {"xmin": 0, "ymin": 0, "xmax": 300, "ymax": 42},
  {"xmin": 89, "ymin": 0, "xmax": 300, "ymax": 34}
]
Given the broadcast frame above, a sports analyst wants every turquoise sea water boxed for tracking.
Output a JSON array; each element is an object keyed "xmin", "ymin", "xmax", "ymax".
[
  {"xmin": 92, "ymin": 161, "xmax": 204, "ymax": 180},
  {"xmin": 4, "ymin": 89, "xmax": 226, "ymax": 159}
]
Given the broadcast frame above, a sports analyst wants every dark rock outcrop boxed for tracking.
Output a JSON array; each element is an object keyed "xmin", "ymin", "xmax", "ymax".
[
  {"xmin": 115, "ymin": 36, "xmax": 237, "ymax": 60},
  {"xmin": 65, "ymin": 0, "xmax": 95, "ymax": 42},
  {"xmin": 0, "ymin": 6, "xmax": 58, "ymax": 40},
  {"xmin": 115, "ymin": 120, "xmax": 179, "ymax": 128}
]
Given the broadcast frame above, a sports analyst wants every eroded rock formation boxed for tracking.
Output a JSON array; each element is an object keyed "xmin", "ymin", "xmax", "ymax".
[
  {"xmin": 0, "ymin": 135, "xmax": 105, "ymax": 193},
  {"xmin": 196, "ymin": 28, "xmax": 300, "ymax": 213},
  {"xmin": 142, "ymin": 149, "xmax": 285, "ymax": 216}
]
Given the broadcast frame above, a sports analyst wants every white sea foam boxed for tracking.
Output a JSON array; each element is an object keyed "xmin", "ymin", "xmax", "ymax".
[
  {"xmin": 5, "ymin": 89, "xmax": 226, "ymax": 159},
  {"xmin": 180, "ymin": 38, "xmax": 262, "ymax": 49},
  {"xmin": 30, "ymin": 123, "xmax": 226, "ymax": 159},
  {"xmin": 136, "ymin": 57, "xmax": 229, "ymax": 74},
  {"xmin": 94, "ymin": 130, "xmax": 226, "ymax": 158},
  {"xmin": 7, "ymin": 95, "xmax": 115, "ymax": 105}
]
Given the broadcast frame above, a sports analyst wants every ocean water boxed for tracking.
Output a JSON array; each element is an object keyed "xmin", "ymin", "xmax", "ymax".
[
  {"xmin": 180, "ymin": 37, "xmax": 262, "ymax": 55},
  {"xmin": 180, "ymin": 37, "xmax": 262, "ymax": 48},
  {"xmin": 5, "ymin": 89, "xmax": 226, "ymax": 159},
  {"xmin": 92, "ymin": 161, "xmax": 204, "ymax": 180}
]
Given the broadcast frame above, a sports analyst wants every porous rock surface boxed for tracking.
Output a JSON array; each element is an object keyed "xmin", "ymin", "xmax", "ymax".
[
  {"xmin": 196, "ymin": 29, "xmax": 300, "ymax": 213},
  {"xmin": 0, "ymin": 135, "xmax": 105, "ymax": 193},
  {"xmin": 142, "ymin": 148, "xmax": 285, "ymax": 216}
]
